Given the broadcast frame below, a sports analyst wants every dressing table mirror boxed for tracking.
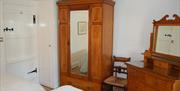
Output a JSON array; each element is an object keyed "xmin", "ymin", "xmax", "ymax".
[
  {"xmin": 145, "ymin": 14, "xmax": 180, "ymax": 70},
  {"xmin": 153, "ymin": 14, "xmax": 180, "ymax": 57},
  {"xmin": 155, "ymin": 26, "xmax": 180, "ymax": 57}
]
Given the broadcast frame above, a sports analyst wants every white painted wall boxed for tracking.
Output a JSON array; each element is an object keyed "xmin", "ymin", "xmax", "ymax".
[
  {"xmin": 20, "ymin": 0, "xmax": 179, "ymax": 88},
  {"xmin": 37, "ymin": 0, "xmax": 59, "ymax": 88},
  {"xmin": 113, "ymin": 0, "xmax": 180, "ymax": 61},
  {"xmin": 1, "ymin": 0, "xmax": 179, "ymax": 88}
]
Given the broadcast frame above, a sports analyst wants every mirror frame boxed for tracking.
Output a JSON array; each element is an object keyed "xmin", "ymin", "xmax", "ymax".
[
  {"xmin": 68, "ymin": 5, "xmax": 90, "ymax": 79},
  {"xmin": 148, "ymin": 14, "xmax": 180, "ymax": 65}
]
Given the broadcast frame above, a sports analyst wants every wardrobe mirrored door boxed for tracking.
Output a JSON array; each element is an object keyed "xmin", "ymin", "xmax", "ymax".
[{"xmin": 70, "ymin": 10, "xmax": 89, "ymax": 76}]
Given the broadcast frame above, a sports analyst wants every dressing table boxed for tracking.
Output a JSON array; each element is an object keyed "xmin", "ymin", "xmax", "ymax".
[{"xmin": 127, "ymin": 14, "xmax": 180, "ymax": 91}]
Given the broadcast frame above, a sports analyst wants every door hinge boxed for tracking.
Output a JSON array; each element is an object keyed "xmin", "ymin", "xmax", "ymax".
[
  {"xmin": 33, "ymin": 15, "xmax": 36, "ymax": 24},
  {"xmin": 0, "ymin": 37, "xmax": 3, "ymax": 42}
]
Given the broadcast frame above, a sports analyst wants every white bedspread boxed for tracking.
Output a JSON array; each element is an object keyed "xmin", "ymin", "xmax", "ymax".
[
  {"xmin": 0, "ymin": 74, "xmax": 45, "ymax": 91},
  {"xmin": 52, "ymin": 85, "xmax": 83, "ymax": 91}
]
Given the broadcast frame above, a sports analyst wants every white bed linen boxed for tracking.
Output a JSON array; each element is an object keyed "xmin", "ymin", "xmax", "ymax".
[
  {"xmin": 0, "ymin": 74, "xmax": 45, "ymax": 91},
  {"xmin": 52, "ymin": 85, "xmax": 83, "ymax": 91}
]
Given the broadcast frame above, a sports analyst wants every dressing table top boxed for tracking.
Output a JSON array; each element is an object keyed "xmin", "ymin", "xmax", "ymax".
[{"xmin": 126, "ymin": 61, "xmax": 180, "ymax": 80}]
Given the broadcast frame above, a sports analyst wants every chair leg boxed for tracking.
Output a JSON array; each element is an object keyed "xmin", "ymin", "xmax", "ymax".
[
  {"xmin": 102, "ymin": 83, "xmax": 113, "ymax": 91},
  {"xmin": 124, "ymin": 86, "xmax": 127, "ymax": 91}
]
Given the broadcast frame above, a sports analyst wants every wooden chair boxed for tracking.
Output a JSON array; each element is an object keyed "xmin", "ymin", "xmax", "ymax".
[{"xmin": 103, "ymin": 56, "xmax": 131, "ymax": 91}]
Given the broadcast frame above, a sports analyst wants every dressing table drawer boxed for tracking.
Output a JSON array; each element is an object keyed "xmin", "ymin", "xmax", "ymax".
[
  {"xmin": 127, "ymin": 63, "xmax": 175, "ymax": 91},
  {"xmin": 153, "ymin": 60, "xmax": 172, "ymax": 69},
  {"xmin": 128, "ymin": 66, "xmax": 145, "ymax": 82},
  {"xmin": 144, "ymin": 73, "xmax": 173, "ymax": 91}
]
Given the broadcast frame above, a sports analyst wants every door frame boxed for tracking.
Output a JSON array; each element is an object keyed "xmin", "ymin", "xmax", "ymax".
[{"xmin": 0, "ymin": 0, "xmax": 5, "ymax": 73}]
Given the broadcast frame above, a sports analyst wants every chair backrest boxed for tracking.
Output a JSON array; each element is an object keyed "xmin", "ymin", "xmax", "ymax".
[{"xmin": 112, "ymin": 56, "xmax": 131, "ymax": 78}]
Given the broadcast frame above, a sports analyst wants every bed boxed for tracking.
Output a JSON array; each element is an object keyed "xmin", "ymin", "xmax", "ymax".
[
  {"xmin": 0, "ymin": 74, "xmax": 83, "ymax": 91},
  {"xmin": 0, "ymin": 74, "xmax": 45, "ymax": 91},
  {"xmin": 52, "ymin": 85, "xmax": 83, "ymax": 91}
]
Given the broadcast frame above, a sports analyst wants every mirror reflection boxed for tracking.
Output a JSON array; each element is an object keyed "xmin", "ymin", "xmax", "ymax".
[
  {"xmin": 156, "ymin": 26, "xmax": 180, "ymax": 56},
  {"xmin": 70, "ymin": 10, "xmax": 89, "ymax": 76}
]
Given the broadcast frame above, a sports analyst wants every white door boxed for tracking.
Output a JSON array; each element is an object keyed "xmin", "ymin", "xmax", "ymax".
[{"xmin": 3, "ymin": 0, "xmax": 39, "ymax": 82}]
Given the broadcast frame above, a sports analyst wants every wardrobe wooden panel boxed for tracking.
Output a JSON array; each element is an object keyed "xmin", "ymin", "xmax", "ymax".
[
  {"xmin": 59, "ymin": 24, "xmax": 69, "ymax": 74},
  {"xmin": 102, "ymin": 3, "xmax": 114, "ymax": 79},
  {"xmin": 90, "ymin": 25, "xmax": 102, "ymax": 81},
  {"xmin": 59, "ymin": 9, "xmax": 69, "ymax": 24},
  {"xmin": 91, "ymin": 6, "xmax": 102, "ymax": 23}
]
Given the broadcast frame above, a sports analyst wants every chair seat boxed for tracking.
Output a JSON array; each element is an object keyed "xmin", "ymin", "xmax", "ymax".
[{"xmin": 104, "ymin": 76, "xmax": 127, "ymax": 87}]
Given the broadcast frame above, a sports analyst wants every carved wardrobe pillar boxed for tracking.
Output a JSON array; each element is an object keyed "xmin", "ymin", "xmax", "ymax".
[{"xmin": 57, "ymin": 0, "xmax": 115, "ymax": 91}]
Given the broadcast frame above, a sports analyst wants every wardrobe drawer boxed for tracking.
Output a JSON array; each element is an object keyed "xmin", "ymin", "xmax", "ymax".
[
  {"xmin": 61, "ymin": 76, "xmax": 101, "ymax": 91},
  {"xmin": 71, "ymin": 80, "xmax": 100, "ymax": 91},
  {"xmin": 84, "ymin": 83, "xmax": 101, "ymax": 91}
]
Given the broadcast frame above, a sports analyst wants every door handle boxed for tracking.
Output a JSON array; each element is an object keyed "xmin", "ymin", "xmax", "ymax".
[
  {"xmin": 0, "ymin": 37, "xmax": 3, "ymax": 42},
  {"xmin": 164, "ymin": 34, "xmax": 172, "ymax": 37},
  {"xmin": 27, "ymin": 68, "xmax": 37, "ymax": 74},
  {"xmin": 3, "ymin": 27, "xmax": 14, "ymax": 32}
]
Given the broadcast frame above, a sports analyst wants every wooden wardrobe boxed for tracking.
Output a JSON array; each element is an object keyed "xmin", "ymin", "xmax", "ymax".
[{"xmin": 57, "ymin": 0, "xmax": 115, "ymax": 91}]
